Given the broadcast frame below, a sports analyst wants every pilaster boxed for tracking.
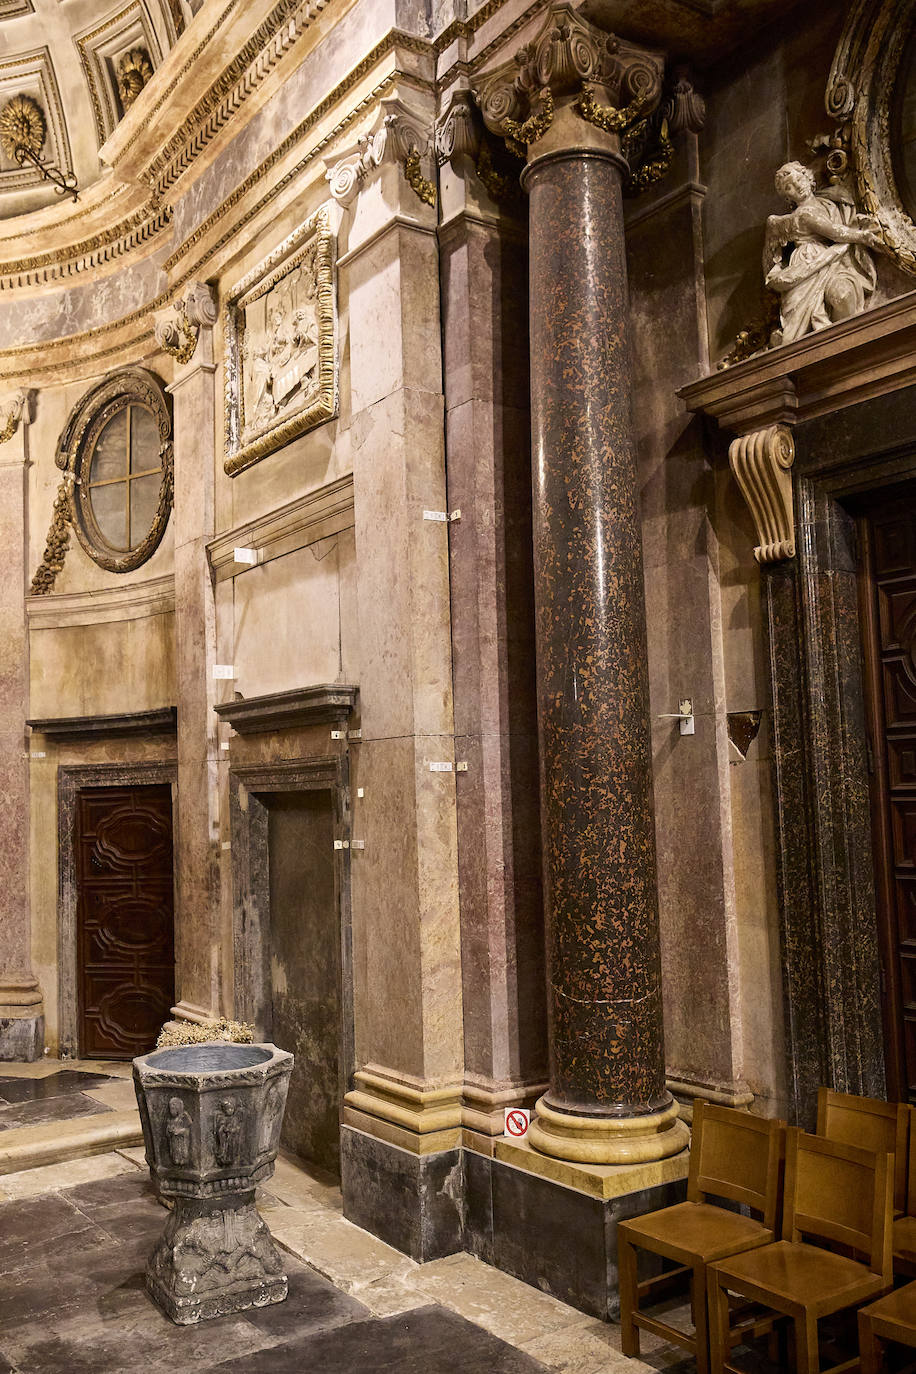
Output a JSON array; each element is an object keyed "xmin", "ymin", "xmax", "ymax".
[
  {"xmin": 0, "ymin": 391, "xmax": 44, "ymax": 1059},
  {"xmin": 161, "ymin": 283, "xmax": 221, "ymax": 1026}
]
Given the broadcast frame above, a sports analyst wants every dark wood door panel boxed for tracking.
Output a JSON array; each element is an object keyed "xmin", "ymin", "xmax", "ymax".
[
  {"xmin": 76, "ymin": 784, "xmax": 175, "ymax": 1059},
  {"xmin": 861, "ymin": 494, "xmax": 916, "ymax": 1101}
]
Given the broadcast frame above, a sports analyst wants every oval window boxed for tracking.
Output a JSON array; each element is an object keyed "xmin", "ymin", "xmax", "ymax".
[{"xmin": 65, "ymin": 370, "xmax": 172, "ymax": 574}]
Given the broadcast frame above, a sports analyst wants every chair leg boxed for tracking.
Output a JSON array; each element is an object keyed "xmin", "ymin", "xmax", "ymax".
[
  {"xmin": 617, "ymin": 1233, "xmax": 640, "ymax": 1358},
  {"xmin": 707, "ymin": 1271, "xmax": 731, "ymax": 1374},
  {"xmin": 794, "ymin": 1312, "xmax": 819, "ymax": 1374},
  {"xmin": 693, "ymin": 1265, "xmax": 709, "ymax": 1374},
  {"xmin": 857, "ymin": 1312, "xmax": 882, "ymax": 1374}
]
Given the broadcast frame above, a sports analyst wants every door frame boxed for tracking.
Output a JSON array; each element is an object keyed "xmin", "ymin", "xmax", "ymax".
[
  {"xmin": 228, "ymin": 755, "xmax": 354, "ymax": 1102},
  {"xmin": 58, "ymin": 760, "xmax": 177, "ymax": 1059}
]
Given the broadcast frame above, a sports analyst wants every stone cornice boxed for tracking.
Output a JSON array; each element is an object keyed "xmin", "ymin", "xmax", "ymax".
[
  {"xmin": 679, "ymin": 288, "xmax": 916, "ymax": 433},
  {"xmin": 207, "ymin": 474, "xmax": 354, "ymax": 581},
  {"xmin": 26, "ymin": 573, "xmax": 175, "ymax": 628}
]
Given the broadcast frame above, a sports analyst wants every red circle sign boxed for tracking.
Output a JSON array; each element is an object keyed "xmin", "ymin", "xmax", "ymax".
[{"xmin": 506, "ymin": 1110, "xmax": 528, "ymax": 1137}]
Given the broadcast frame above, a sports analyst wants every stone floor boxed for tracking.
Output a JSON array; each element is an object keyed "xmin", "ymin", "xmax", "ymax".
[
  {"xmin": 0, "ymin": 1139, "xmax": 703, "ymax": 1374},
  {"xmin": 0, "ymin": 1060, "xmax": 721, "ymax": 1373}
]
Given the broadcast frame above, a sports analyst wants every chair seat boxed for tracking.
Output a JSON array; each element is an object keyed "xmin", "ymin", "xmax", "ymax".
[
  {"xmin": 712, "ymin": 1240, "xmax": 886, "ymax": 1312},
  {"xmin": 894, "ymin": 1216, "xmax": 916, "ymax": 1266},
  {"xmin": 859, "ymin": 1279, "xmax": 916, "ymax": 1339},
  {"xmin": 619, "ymin": 1201, "xmax": 773, "ymax": 1265}
]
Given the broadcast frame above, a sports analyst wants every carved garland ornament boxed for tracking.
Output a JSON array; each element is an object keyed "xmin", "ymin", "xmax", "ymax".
[{"xmin": 153, "ymin": 282, "xmax": 218, "ymax": 364}]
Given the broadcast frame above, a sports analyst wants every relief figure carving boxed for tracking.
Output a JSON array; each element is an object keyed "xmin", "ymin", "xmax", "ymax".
[
  {"xmin": 166, "ymin": 1097, "xmax": 191, "ymax": 1165},
  {"xmin": 241, "ymin": 246, "xmax": 320, "ymax": 442},
  {"xmin": 765, "ymin": 160, "xmax": 880, "ymax": 345},
  {"xmin": 213, "ymin": 1096, "xmax": 242, "ymax": 1166}
]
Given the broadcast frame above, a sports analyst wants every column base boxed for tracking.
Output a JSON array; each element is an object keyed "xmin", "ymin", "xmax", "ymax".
[
  {"xmin": 340, "ymin": 1124, "xmax": 463, "ymax": 1263},
  {"xmin": 0, "ymin": 1014, "xmax": 44, "ymax": 1061},
  {"xmin": 528, "ymin": 1095, "xmax": 690, "ymax": 1164}
]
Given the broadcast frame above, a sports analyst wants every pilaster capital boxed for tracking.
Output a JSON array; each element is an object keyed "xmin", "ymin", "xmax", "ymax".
[
  {"xmin": 473, "ymin": 3, "xmax": 663, "ymax": 162},
  {"xmin": 325, "ymin": 96, "xmax": 436, "ymax": 209},
  {"xmin": 154, "ymin": 281, "xmax": 218, "ymax": 364},
  {"xmin": 728, "ymin": 423, "xmax": 796, "ymax": 564},
  {"xmin": 0, "ymin": 389, "xmax": 30, "ymax": 444},
  {"xmin": 436, "ymin": 89, "xmax": 482, "ymax": 166}
]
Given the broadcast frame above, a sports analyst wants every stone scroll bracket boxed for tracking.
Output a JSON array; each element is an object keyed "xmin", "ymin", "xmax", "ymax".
[
  {"xmin": 0, "ymin": 389, "xmax": 31, "ymax": 447},
  {"xmin": 325, "ymin": 96, "xmax": 437, "ymax": 211},
  {"xmin": 154, "ymin": 280, "xmax": 218, "ymax": 368},
  {"xmin": 728, "ymin": 423, "xmax": 796, "ymax": 564}
]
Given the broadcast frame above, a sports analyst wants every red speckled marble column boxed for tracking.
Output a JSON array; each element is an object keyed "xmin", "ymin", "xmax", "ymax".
[{"xmin": 477, "ymin": 5, "xmax": 688, "ymax": 1163}]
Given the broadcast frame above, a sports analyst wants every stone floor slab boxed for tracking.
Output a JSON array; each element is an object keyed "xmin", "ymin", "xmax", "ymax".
[
  {"xmin": 413, "ymin": 1252, "xmax": 595, "ymax": 1347},
  {"xmin": 0, "ymin": 1072, "xmax": 115, "ymax": 1105},
  {"xmin": 0, "ymin": 1094, "xmax": 112, "ymax": 1132},
  {"xmin": 0, "ymin": 1149, "xmax": 136, "ymax": 1201}
]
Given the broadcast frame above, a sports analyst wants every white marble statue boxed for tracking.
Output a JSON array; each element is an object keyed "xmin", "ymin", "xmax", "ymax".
[{"xmin": 764, "ymin": 161, "xmax": 881, "ymax": 346}]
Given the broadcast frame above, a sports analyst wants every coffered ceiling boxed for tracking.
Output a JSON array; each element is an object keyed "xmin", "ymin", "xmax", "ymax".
[{"xmin": 0, "ymin": 0, "xmax": 194, "ymax": 216}]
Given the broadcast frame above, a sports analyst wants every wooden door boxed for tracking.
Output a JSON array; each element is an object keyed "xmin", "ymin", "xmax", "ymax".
[
  {"xmin": 859, "ymin": 492, "xmax": 916, "ymax": 1101},
  {"xmin": 76, "ymin": 785, "xmax": 175, "ymax": 1059}
]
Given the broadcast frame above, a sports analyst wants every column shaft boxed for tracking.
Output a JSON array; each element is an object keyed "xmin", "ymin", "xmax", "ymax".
[{"xmin": 527, "ymin": 149, "xmax": 667, "ymax": 1119}]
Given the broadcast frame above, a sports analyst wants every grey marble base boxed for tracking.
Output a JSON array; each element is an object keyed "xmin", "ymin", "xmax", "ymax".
[
  {"xmin": 146, "ymin": 1197, "xmax": 288, "ymax": 1324},
  {"xmin": 0, "ymin": 1015, "xmax": 44, "ymax": 1061}
]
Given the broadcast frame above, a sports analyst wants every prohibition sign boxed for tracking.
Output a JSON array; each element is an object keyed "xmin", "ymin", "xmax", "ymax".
[{"xmin": 505, "ymin": 1108, "xmax": 530, "ymax": 1138}]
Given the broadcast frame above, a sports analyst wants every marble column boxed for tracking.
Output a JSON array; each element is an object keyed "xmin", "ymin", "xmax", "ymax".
[
  {"xmin": 0, "ymin": 392, "xmax": 44, "ymax": 1059},
  {"xmin": 476, "ymin": 6, "xmax": 688, "ymax": 1163},
  {"xmin": 157, "ymin": 285, "xmax": 221, "ymax": 1026}
]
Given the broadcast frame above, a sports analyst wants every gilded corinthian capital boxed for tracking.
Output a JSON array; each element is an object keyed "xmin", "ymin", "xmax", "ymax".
[{"xmin": 473, "ymin": 4, "xmax": 663, "ymax": 157}]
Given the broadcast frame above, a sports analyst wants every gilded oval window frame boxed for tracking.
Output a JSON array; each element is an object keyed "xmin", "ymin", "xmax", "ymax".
[
  {"xmin": 58, "ymin": 369, "xmax": 173, "ymax": 574},
  {"xmin": 827, "ymin": 0, "xmax": 916, "ymax": 275}
]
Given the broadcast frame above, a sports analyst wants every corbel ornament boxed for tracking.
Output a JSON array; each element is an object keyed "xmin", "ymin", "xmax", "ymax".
[
  {"xmin": 473, "ymin": 4, "xmax": 663, "ymax": 160},
  {"xmin": 824, "ymin": 0, "xmax": 916, "ymax": 274},
  {"xmin": 0, "ymin": 389, "xmax": 28, "ymax": 444},
  {"xmin": 728, "ymin": 424, "xmax": 796, "ymax": 565},
  {"xmin": 154, "ymin": 282, "xmax": 218, "ymax": 364},
  {"xmin": 326, "ymin": 97, "xmax": 436, "ymax": 208}
]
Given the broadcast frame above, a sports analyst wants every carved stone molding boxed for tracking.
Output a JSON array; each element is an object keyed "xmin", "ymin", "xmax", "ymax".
[
  {"xmin": 154, "ymin": 281, "xmax": 218, "ymax": 364},
  {"xmin": 728, "ymin": 424, "xmax": 796, "ymax": 564},
  {"xmin": 326, "ymin": 96, "xmax": 436, "ymax": 208},
  {"xmin": 0, "ymin": 389, "xmax": 29, "ymax": 444},
  {"xmin": 473, "ymin": 3, "xmax": 663, "ymax": 159}
]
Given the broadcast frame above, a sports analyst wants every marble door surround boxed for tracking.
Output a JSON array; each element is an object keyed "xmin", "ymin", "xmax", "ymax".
[{"xmin": 475, "ymin": 5, "xmax": 688, "ymax": 1166}]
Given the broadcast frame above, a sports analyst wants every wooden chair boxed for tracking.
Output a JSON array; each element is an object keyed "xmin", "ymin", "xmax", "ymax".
[
  {"xmin": 707, "ymin": 1128, "xmax": 894, "ymax": 1374},
  {"xmin": 891, "ymin": 1105, "xmax": 916, "ymax": 1276},
  {"xmin": 859, "ymin": 1280, "xmax": 916, "ymax": 1374},
  {"xmin": 816, "ymin": 1088, "xmax": 908, "ymax": 1215},
  {"xmin": 618, "ymin": 1101, "xmax": 784, "ymax": 1374}
]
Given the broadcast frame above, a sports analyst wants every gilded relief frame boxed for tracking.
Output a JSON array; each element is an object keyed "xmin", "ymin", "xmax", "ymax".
[
  {"xmin": 224, "ymin": 205, "xmax": 336, "ymax": 476},
  {"xmin": 827, "ymin": 0, "xmax": 916, "ymax": 274}
]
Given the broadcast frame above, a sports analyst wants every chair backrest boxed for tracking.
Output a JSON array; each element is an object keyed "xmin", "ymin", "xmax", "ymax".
[
  {"xmin": 688, "ymin": 1100, "xmax": 784, "ymax": 1230},
  {"xmin": 906, "ymin": 1105, "xmax": 916, "ymax": 1216},
  {"xmin": 817, "ymin": 1087, "xmax": 908, "ymax": 1213},
  {"xmin": 783, "ymin": 1127, "xmax": 893, "ymax": 1282}
]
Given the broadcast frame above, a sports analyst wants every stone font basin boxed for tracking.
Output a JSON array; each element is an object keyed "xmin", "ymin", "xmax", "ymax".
[{"xmin": 133, "ymin": 1039, "xmax": 294, "ymax": 1324}]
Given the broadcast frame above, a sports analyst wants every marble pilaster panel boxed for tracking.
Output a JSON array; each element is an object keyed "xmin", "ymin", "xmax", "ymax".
[
  {"xmin": 335, "ymin": 165, "xmax": 464, "ymax": 1118},
  {"xmin": 167, "ymin": 302, "xmax": 222, "ymax": 1024},
  {"xmin": 0, "ymin": 399, "xmax": 43, "ymax": 1058},
  {"xmin": 438, "ymin": 204, "xmax": 547, "ymax": 1100}
]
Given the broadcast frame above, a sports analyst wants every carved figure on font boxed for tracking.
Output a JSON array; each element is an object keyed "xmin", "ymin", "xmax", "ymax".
[
  {"xmin": 214, "ymin": 1096, "xmax": 242, "ymax": 1166},
  {"xmin": 166, "ymin": 1096, "xmax": 191, "ymax": 1165},
  {"xmin": 764, "ymin": 161, "xmax": 880, "ymax": 345}
]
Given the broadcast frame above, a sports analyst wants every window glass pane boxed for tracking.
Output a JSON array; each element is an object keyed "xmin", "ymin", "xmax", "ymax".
[
  {"xmin": 90, "ymin": 481, "xmax": 128, "ymax": 550},
  {"xmin": 130, "ymin": 406, "xmax": 161, "ymax": 474},
  {"xmin": 129, "ymin": 472, "xmax": 160, "ymax": 546},
  {"xmin": 90, "ymin": 410, "xmax": 127, "ymax": 484}
]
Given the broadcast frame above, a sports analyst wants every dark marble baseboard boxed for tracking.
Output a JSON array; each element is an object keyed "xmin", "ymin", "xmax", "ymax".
[
  {"xmin": 340, "ymin": 1126, "xmax": 686, "ymax": 1318},
  {"xmin": 0, "ymin": 1016, "xmax": 44, "ymax": 1063}
]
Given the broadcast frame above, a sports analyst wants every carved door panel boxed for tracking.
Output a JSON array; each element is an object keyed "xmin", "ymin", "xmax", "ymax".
[
  {"xmin": 76, "ymin": 785, "xmax": 175, "ymax": 1059},
  {"xmin": 860, "ymin": 496, "xmax": 916, "ymax": 1101}
]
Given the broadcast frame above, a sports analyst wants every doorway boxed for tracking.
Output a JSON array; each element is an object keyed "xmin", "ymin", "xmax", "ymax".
[
  {"xmin": 75, "ymin": 784, "xmax": 175, "ymax": 1059},
  {"xmin": 858, "ymin": 487, "xmax": 916, "ymax": 1102}
]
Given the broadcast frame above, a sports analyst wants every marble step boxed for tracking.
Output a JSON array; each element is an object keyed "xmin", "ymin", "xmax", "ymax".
[{"xmin": 0, "ymin": 1107, "xmax": 143, "ymax": 1174}]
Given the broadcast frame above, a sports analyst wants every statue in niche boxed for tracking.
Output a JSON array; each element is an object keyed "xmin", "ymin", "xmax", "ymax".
[
  {"xmin": 213, "ymin": 1096, "xmax": 243, "ymax": 1166},
  {"xmin": 764, "ymin": 160, "xmax": 881, "ymax": 346},
  {"xmin": 166, "ymin": 1096, "xmax": 192, "ymax": 1166}
]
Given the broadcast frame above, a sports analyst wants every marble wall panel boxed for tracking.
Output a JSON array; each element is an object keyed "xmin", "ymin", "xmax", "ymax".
[
  {"xmin": 231, "ymin": 535, "xmax": 349, "ymax": 698},
  {"xmin": 29, "ymin": 613, "xmax": 175, "ymax": 719}
]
